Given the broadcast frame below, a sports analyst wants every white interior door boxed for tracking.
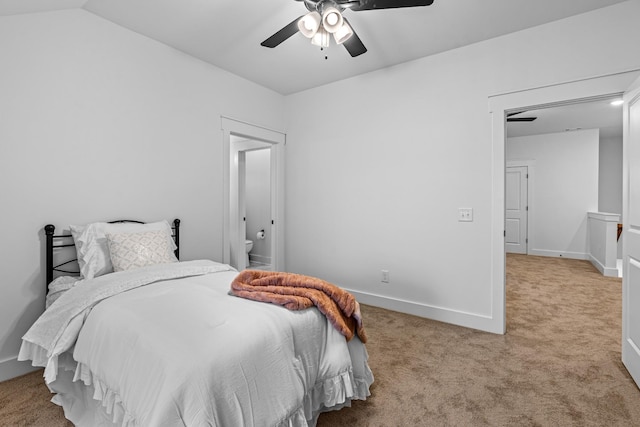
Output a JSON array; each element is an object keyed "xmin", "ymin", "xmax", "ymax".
[
  {"xmin": 622, "ymin": 75, "xmax": 640, "ymax": 389},
  {"xmin": 506, "ymin": 166, "xmax": 528, "ymax": 254}
]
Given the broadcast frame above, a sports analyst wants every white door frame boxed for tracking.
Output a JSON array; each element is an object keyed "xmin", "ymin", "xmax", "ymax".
[
  {"xmin": 221, "ymin": 116, "xmax": 285, "ymax": 271},
  {"xmin": 488, "ymin": 69, "xmax": 640, "ymax": 334}
]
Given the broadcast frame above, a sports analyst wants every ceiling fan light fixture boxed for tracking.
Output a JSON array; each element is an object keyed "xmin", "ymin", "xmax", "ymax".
[
  {"xmin": 322, "ymin": 7, "xmax": 343, "ymax": 33},
  {"xmin": 333, "ymin": 21, "xmax": 353, "ymax": 44},
  {"xmin": 298, "ymin": 11, "xmax": 321, "ymax": 38},
  {"xmin": 311, "ymin": 27, "xmax": 330, "ymax": 48},
  {"xmin": 262, "ymin": 0, "xmax": 436, "ymax": 56}
]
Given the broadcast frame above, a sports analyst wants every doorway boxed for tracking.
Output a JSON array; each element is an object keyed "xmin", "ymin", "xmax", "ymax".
[
  {"xmin": 505, "ymin": 95, "xmax": 626, "ymax": 262},
  {"xmin": 234, "ymin": 137, "xmax": 272, "ymax": 270},
  {"xmin": 488, "ymin": 70, "xmax": 640, "ymax": 334},
  {"xmin": 221, "ymin": 117, "xmax": 285, "ymax": 271}
]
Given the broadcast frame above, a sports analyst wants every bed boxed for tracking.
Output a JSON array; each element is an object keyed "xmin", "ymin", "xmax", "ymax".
[{"xmin": 19, "ymin": 219, "xmax": 373, "ymax": 426}]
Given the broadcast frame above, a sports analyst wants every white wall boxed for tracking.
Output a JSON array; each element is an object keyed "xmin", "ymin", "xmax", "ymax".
[
  {"xmin": 599, "ymin": 133, "xmax": 624, "ymax": 258},
  {"xmin": 507, "ymin": 129, "xmax": 600, "ymax": 259},
  {"xmin": 283, "ymin": 1, "xmax": 640, "ymax": 331},
  {"xmin": 600, "ymin": 134, "xmax": 624, "ymax": 214},
  {"xmin": 0, "ymin": 9, "xmax": 284, "ymax": 380}
]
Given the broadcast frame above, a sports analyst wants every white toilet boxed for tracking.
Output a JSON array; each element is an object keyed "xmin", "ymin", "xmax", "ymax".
[{"xmin": 245, "ymin": 240, "xmax": 253, "ymax": 267}]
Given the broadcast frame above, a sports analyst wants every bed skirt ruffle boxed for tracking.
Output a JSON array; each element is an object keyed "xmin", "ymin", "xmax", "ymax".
[
  {"xmin": 17, "ymin": 341, "xmax": 60, "ymax": 384},
  {"xmin": 43, "ymin": 355, "xmax": 373, "ymax": 427}
]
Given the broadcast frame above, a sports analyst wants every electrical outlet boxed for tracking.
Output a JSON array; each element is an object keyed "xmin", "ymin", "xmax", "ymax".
[
  {"xmin": 381, "ymin": 270, "xmax": 390, "ymax": 283},
  {"xmin": 458, "ymin": 208, "xmax": 473, "ymax": 222}
]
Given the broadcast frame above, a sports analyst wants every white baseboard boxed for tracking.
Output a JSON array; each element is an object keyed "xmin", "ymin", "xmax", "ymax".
[
  {"xmin": 528, "ymin": 249, "xmax": 589, "ymax": 260},
  {"xmin": 589, "ymin": 255, "xmax": 620, "ymax": 277},
  {"xmin": 249, "ymin": 254, "xmax": 271, "ymax": 265},
  {"xmin": 0, "ymin": 356, "xmax": 39, "ymax": 382},
  {"xmin": 346, "ymin": 289, "xmax": 503, "ymax": 335}
]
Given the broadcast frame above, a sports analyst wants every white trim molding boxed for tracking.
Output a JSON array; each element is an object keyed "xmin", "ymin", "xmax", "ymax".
[
  {"xmin": 221, "ymin": 116, "xmax": 286, "ymax": 272},
  {"xmin": 349, "ymin": 290, "xmax": 495, "ymax": 333}
]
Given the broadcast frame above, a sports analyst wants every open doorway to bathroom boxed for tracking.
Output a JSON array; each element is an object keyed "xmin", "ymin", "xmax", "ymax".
[
  {"xmin": 221, "ymin": 116, "xmax": 285, "ymax": 272},
  {"xmin": 235, "ymin": 138, "xmax": 273, "ymax": 271}
]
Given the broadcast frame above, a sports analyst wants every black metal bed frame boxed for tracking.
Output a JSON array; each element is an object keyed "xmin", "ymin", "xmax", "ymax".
[{"xmin": 44, "ymin": 219, "xmax": 181, "ymax": 287}]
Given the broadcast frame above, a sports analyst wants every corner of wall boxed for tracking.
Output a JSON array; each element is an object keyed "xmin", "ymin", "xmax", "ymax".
[{"xmin": 0, "ymin": 357, "xmax": 39, "ymax": 383}]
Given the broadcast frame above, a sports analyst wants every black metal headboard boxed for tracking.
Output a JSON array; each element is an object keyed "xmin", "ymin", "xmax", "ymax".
[{"xmin": 44, "ymin": 219, "xmax": 181, "ymax": 287}]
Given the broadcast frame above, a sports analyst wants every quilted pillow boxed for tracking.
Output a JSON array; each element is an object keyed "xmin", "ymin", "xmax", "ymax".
[
  {"xmin": 106, "ymin": 230, "xmax": 178, "ymax": 272},
  {"xmin": 70, "ymin": 220, "xmax": 177, "ymax": 279}
]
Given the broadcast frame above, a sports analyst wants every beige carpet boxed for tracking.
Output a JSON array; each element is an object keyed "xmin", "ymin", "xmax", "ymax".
[{"xmin": 1, "ymin": 254, "xmax": 639, "ymax": 426}]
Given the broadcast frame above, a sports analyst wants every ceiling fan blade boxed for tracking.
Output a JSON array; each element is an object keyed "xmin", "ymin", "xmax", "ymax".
[
  {"xmin": 342, "ymin": 18, "xmax": 367, "ymax": 57},
  {"xmin": 506, "ymin": 111, "xmax": 529, "ymax": 117},
  {"xmin": 261, "ymin": 16, "xmax": 303, "ymax": 48},
  {"xmin": 350, "ymin": 0, "xmax": 434, "ymax": 11},
  {"xmin": 507, "ymin": 117, "xmax": 537, "ymax": 122}
]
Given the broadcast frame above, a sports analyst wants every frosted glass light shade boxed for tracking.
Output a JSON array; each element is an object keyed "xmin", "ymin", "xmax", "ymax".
[
  {"xmin": 333, "ymin": 21, "xmax": 353, "ymax": 44},
  {"xmin": 311, "ymin": 27, "xmax": 330, "ymax": 48},
  {"xmin": 298, "ymin": 11, "xmax": 321, "ymax": 38},
  {"xmin": 322, "ymin": 7, "xmax": 343, "ymax": 33}
]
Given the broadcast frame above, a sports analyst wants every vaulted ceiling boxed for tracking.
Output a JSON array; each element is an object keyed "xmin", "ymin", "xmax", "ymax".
[
  {"xmin": 0, "ymin": 0, "xmax": 629, "ymax": 95},
  {"xmin": 1, "ymin": 0, "xmax": 628, "ymax": 137}
]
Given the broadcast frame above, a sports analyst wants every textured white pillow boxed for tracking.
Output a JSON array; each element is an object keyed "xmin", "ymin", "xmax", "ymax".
[
  {"xmin": 106, "ymin": 230, "xmax": 178, "ymax": 272},
  {"xmin": 70, "ymin": 220, "xmax": 177, "ymax": 279}
]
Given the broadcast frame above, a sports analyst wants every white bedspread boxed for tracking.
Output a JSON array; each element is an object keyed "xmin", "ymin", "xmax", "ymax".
[{"xmin": 19, "ymin": 260, "xmax": 373, "ymax": 426}]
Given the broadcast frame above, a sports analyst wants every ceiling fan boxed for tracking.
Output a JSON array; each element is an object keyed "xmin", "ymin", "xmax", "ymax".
[
  {"xmin": 507, "ymin": 111, "xmax": 537, "ymax": 122},
  {"xmin": 261, "ymin": 0, "xmax": 435, "ymax": 57}
]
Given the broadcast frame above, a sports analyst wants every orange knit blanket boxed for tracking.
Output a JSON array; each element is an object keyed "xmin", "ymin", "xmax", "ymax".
[{"xmin": 230, "ymin": 270, "xmax": 367, "ymax": 343}]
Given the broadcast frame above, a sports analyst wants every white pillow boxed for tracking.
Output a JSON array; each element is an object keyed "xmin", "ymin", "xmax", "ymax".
[
  {"xmin": 70, "ymin": 220, "xmax": 177, "ymax": 279},
  {"xmin": 106, "ymin": 230, "xmax": 178, "ymax": 272}
]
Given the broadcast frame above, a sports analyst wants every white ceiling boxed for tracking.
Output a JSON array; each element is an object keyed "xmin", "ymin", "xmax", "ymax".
[
  {"xmin": 506, "ymin": 96, "xmax": 624, "ymax": 139},
  {"xmin": 0, "ymin": 0, "xmax": 629, "ymax": 95},
  {"xmin": 0, "ymin": 0, "xmax": 627, "ymax": 137}
]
